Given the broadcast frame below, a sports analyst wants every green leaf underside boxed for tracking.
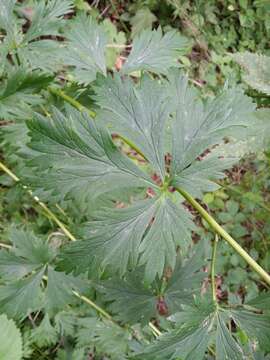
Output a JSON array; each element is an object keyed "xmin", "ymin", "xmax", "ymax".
[
  {"xmin": 122, "ymin": 27, "xmax": 190, "ymax": 74},
  {"xmin": 95, "ymin": 74, "xmax": 171, "ymax": 180},
  {"xmin": 169, "ymin": 72, "xmax": 255, "ymax": 197},
  {"xmin": 61, "ymin": 196, "xmax": 194, "ymax": 282},
  {"xmin": 0, "ymin": 229, "xmax": 88, "ymax": 319},
  {"xmin": 26, "ymin": 71, "xmax": 257, "ymax": 279},
  {"xmin": 96, "ymin": 71, "xmax": 255, "ymax": 196},
  {"xmin": 96, "ymin": 243, "xmax": 206, "ymax": 324},
  {"xmin": 26, "ymin": 106, "xmax": 153, "ymax": 201},
  {"xmin": 0, "ymin": 314, "xmax": 22, "ymax": 360},
  {"xmin": 232, "ymin": 52, "xmax": 270, "ymax": 96},
  {"xmin": 140, "ymin": 298, "xmax": 270, "ymax": 359}
]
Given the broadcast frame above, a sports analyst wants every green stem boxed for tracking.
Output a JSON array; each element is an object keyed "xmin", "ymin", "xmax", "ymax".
[
  {"xmin": 48, "ymin": 87, "xmax": 148, "ymax": 160},
  {"xmin": 48, "ymin": 87, "xmax": 95, "ymax": 117},
  {"xmin": 175, "ymin": 186, "xmax": 270, "ymax": 286},
  {"xmin": 148, "ymin": 322, "xmax": 162, "ymax": 337},
  {"xmin": 72, "ymin": 290, "xmax": 114, "ymax": 322},
  {"xmin": 211, "ymin": 235, "xmax": 218, "ymax": 304},
  {"xmin": 0, "ymin": 161, "xmax": 76, "ymax": 242}
]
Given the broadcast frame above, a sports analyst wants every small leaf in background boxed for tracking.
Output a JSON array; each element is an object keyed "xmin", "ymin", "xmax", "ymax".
[
  {"xmin": 103, "ymin": 18, "xmax": 126, "ymax": 69},
  {"xmin": 30, "ymin": 314, "xmax": 58, "ymax": 348},
  {"xmin": 232, "ymin": 52, "xmax": 270, "ymax": 96},
  {"xmin": 130, "ymin": 7, "xmax": 157, "ymax": 38}
]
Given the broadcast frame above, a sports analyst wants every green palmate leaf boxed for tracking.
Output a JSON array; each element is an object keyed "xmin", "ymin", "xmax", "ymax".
[
  {"xmin": 122, "ymin": 27, "xmax": 190, "ymax": 74},
  {"xmin": 95, "ymin": 74, "xmax": 171, "ymax": 180},
  {"xmin": 0, "ymin": 314, "xmax": 23, "ymax": 360},
  {"xmin": 0, "ymin": 228, "xmax": 88, "ymax": 319},
  {"xmin": 140, "ymin": 297, "xmax": 270, "ymax": 359},
  {"xmin": 0, "ymin": 0, "xmax": 72, "ymax": 72},
  {"xmin": 130, "ymin": 7, "xmax": 157, "ymax": 38},
  {"xmin": 26, "ymin": 70, "xmax": 258, "ymax": 281},
  {"xmin": 30, "ymin": 314, "xmax": 58, "ymax": 348},
  {"xmin": 0, "ymin": 67, "xmax": 52, "ymax": 120},
  {"xmin": 76, "ymin": 317, "xmax": 130, "ymax": 360},
  {"xmin": 26, "ymin": 106, "xmax": 153, "ymax": 201},
  {"xmin": 232, "ymin": 52, "xmax": 270, "ymax": 95},
  {"xmin": 61, "ymin": 195, "xmax": 194, "ymax": 282},
  {"xmin": 62, "ymin": 13, "xmax": 107, "ymax": 84},
  {"xmin": 96, "ymin": 243, "xmax": 205, "ymax": 324},
  {"xmin": 169, "ymin": 72, "xmax": 256, "ymax": 198}
]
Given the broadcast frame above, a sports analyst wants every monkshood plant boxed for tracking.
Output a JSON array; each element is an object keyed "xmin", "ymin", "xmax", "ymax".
[{"xmin": 0, "ymin": 1, "xmax": 270, "ymax": 359}]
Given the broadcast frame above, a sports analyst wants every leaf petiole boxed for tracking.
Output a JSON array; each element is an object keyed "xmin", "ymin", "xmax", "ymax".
[
  {"xmin": 175, "ymin": 186, "xmax": 270, "ymax": 286},
  {"xmin": 211, "ymin": 235, "xmax": 219, "ymax": 305}
]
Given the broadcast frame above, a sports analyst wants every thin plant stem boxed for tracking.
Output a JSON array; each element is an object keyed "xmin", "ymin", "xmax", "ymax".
[
  {"xmin": 48, "ymin": 87, "xmax": 148, "ymax": 161},
  {"xmin": 106, "ymin": 44, "xmax": 131, "ymax": 48},
  {"xmin": 0, "ymin": 161, "xmax": 76, "ymax": 242},
  {"xmin": 149, "ymin": 322, "xmax": 162, "ymax": 337},
  {"xmin": 211, "ymin": 235, "xmax": 219, "ymax": 305},
  {"xmin": 48, "ymin": 87, "xmax": 94, "ymax": 116},
  {"xmin": 0, "ymin": 242, "xmax": 12, "ymax": 249},
  {"xmin": 0, "ymin": 162, "xmax": 161, "ymax": 337},
  {"xmin": 175, "ymin": 186, "xmax": 270, "ymax": 286},
  {"xmin": 72, "ymin": 290, "xmax": 114, "ymax": 322}
]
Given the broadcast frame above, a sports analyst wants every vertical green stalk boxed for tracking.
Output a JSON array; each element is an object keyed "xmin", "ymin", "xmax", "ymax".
[
  {"xmin": 211, "ymin": 235, "xmax": 219, "ymax": 305},
  {"xmin": 175, "ymin": 186, "xmax": 270, "ymax": 286}
]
